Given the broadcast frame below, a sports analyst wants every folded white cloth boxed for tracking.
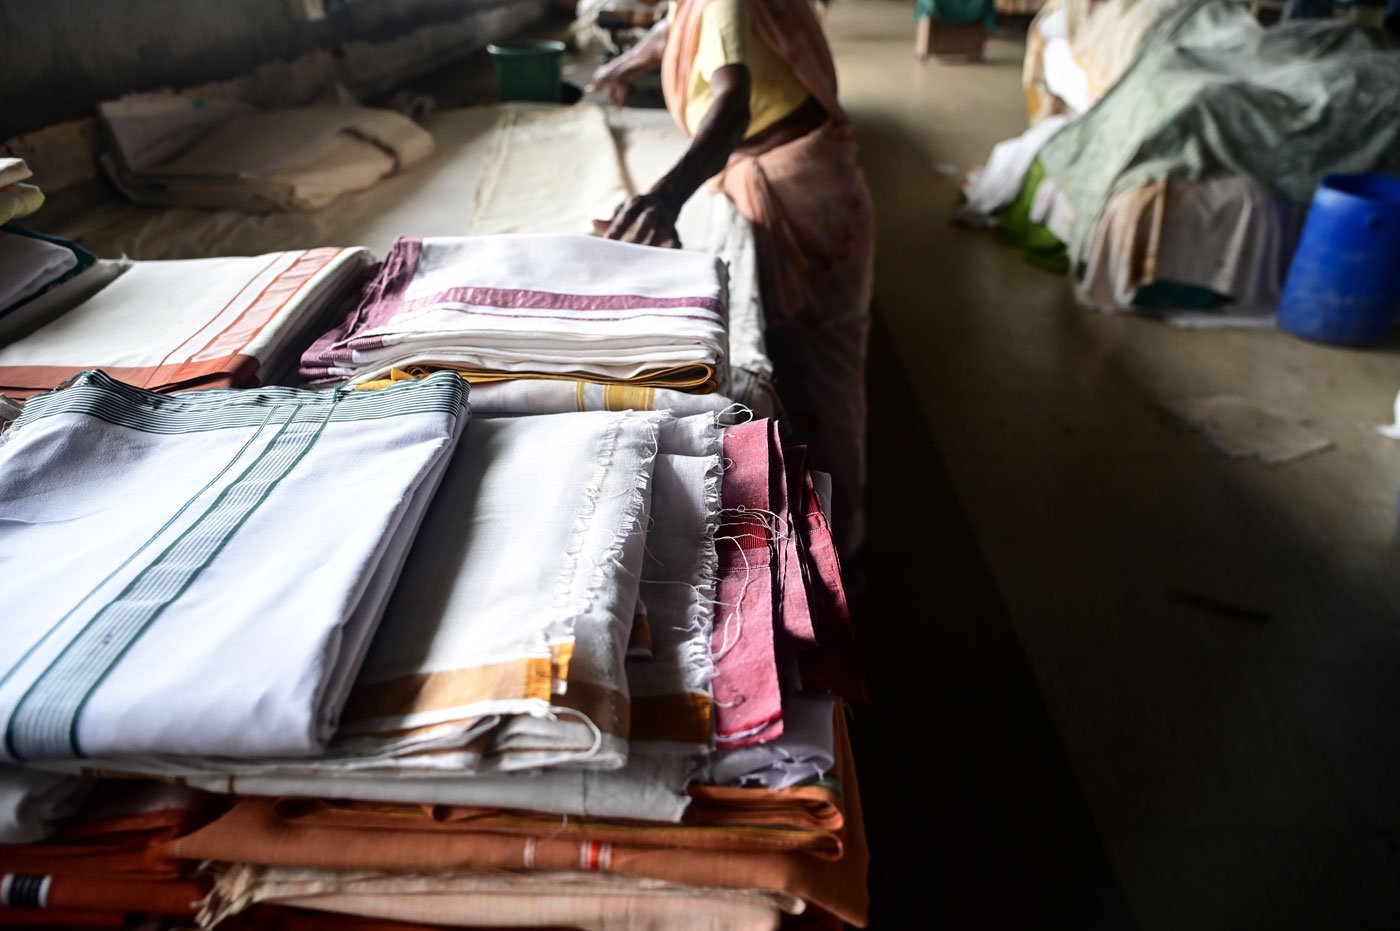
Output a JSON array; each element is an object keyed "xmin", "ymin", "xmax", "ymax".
[
  {"xmin": 626, "ymin": 414, "xmax": 723, "ymax": 755},
  {"xmin": 468, "ymin": 105, "xmax": 629, "ymax": 237},
  {"xmin": 0, "ymin": 767, "xmax": 91, "ymax": 844},
  {"xmin": 0, "ymin": 370, "xmax": 469, "ymax": 761},
  {"xmin": 0, "ymin": 231, "xmax": 79, "ymax": 312},
  {"xmin": 330, "ymin": 410, "xmax": 660, "ymax": 775},
  {"xmin": 302, "ymin": 235, "xmax": 728, "ymax": 391},
  {"xmin": 466, "ymin": 379, "xmax": 736, "ymax": 416},
  {"xmin": 63, "ymin": 410, "xmax": 662, "ymax": 781},
  {"xmin": 171, "ymin": 752, "xmax": 697, "ymax": 822},
  {"xmin": 0, "ymin": 248, "xmax": 371, "ymax": 397}
]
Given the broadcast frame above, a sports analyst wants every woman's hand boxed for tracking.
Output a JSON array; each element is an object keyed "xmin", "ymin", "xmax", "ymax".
[
  {"xmin": 585, "ymin": 17, "xmax": 671, "ymax": 107},
  {"xmin": 596, "ymin": 193, "xmax": 682, "ymax": 248},
  {"xmin": 587, "ymin": 57, "xmax": 636, "ymax": 107}
]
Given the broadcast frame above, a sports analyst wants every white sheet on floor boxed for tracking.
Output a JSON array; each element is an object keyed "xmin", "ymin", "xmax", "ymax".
[
  {"xmin": 469, "ymin": 105, "xmax": 629, "ymax": 236},
  {"xmin": 0, "ymin": 370, "xmax": 468, "ymax": 761},
  {"xmin": 962, "ymin": 115, "xmax": 1071, "ymax": 217}
]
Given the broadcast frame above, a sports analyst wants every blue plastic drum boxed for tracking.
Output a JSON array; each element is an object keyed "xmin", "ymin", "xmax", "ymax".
[{"xmin": 1278, "ymin": 174, "xmax": 1400, "ymax": 347}]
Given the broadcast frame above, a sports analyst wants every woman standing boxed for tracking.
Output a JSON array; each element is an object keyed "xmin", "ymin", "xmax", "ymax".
[{"xmin": 591, "ymin": 0, "xmax": 875, "ymax": 552}]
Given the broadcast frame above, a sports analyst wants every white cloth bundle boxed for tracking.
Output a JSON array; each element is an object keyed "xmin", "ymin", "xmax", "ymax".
[
  {"xmin": 99, "ymin": 96, "xmax": 434, "ymax": 212},
  {"xmin": 0, "ymin": 248, "xmax": 371, "ymax": 397},
  {"xmin": 330, "ymin": 410, "xmax": 660, "ymax": 774},
  {"xmin": 0, "ymin": 232, "xmax": 79, "ymax": 312},
  {"xmin": 0, "ymin": 370, "xmax": 469, "ymax": 761},
  {"xmin": 466, "ymin": 379, "xmax": 736, "ymax": 416},
  {"xmin": 168, "ymin": 753, "xmax": 698, "ymax": 823},
  {"xmin": 626, "ymin": 414, "xmax": 723, "ymax": 755},
  {"xmin": 301, "ymin": 235, "xmax": 728, "ymax": 391}
]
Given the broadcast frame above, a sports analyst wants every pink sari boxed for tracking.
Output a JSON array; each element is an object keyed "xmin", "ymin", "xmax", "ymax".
[{"xmin": 663, "ymin": 0, "xmax": 875, "ymax": 550}]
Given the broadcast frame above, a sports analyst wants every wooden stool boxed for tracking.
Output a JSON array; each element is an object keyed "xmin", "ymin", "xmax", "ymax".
[{"xmin": 915, "ymin": 17, "xmax": 987, "ymax": 61}]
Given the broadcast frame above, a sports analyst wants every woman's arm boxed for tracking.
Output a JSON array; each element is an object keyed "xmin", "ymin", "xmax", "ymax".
[
  {"xmin": 604, "ymin": 62, "xmax": 752, "ymax": 247},
  {"xmin": 587, "ymin": 18, "xmax": 672, "ymax": 106}
]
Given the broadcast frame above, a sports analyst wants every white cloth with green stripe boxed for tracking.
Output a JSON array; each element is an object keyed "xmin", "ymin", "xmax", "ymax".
[{"xmin": 0, "ymin": 370, "xmax": 469, "ymax": 762}]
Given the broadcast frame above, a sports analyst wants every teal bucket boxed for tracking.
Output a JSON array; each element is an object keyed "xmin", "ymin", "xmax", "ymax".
[{"xmin": 487, "ymin": 40, "xmax": 566, "ymax": 103}]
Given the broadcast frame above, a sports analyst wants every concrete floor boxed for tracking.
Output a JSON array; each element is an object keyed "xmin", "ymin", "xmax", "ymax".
[{"xmin": 830, "ymin": 1, "xmax": 1400, "ymax": 928}]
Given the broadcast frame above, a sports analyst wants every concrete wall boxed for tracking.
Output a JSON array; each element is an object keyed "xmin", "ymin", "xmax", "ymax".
[{"xmin": 0, "ymin": 0, "xmax": 551, "ymax": 139}]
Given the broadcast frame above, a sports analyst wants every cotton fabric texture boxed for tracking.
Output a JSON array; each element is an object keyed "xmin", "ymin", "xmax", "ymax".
[
  {"xmin": 301, "ymin": 235, "xmax": 728, "ymax": 392},
  {"xmin": 359, "ymin": 370, "xmax": 737, "ymax": 417},
  {"xmin": 201, "ymin": 867, "xmax": 796, "ymax": 931},
  {"xmin": 171, "ymin": 710, "xmax": 869, "ymax": 926},
  {"xmin": 323, "ymin": 410, "xmax": 661, "ymax": 776},
  {"xmin": 0, "ymin": 370, "xmax": 468, "ymax": 761},
  {"xmin": 0, "ymin": 248, "xmax": 371, "ymax": 398}
]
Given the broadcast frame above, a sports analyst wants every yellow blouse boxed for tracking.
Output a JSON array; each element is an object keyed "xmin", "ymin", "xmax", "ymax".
[{"xmin": 682, "ymin": 0, "xmax": 810, "ymax": 139}]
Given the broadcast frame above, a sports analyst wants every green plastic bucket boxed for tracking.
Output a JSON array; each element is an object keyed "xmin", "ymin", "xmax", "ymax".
[{"xmin": 487, "ymin": 40, "xmax": 566, "ymax": 103}]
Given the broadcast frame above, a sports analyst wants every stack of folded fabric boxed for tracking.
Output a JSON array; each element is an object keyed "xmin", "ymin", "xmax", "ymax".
[
  {"xmin": 0, "ymin": 362, "xmax": 868, "ymax": 926},
  {"xmin": 0, "ymin": 247, "xmax": 372, "ymax": 397},
  {"xmin": 99, "ymin": 95, "xmax": 435, "ymax": 212},
  {"xmin": 158, "ymin": 413, "xmax": 867, "ymax": 930},
  {"xmin": 301, "ymin": 235, "xmax": 732, "ymax": 410},
  {"xmin": 0, "ymin": 778, "xmax": 216, "ymax": 928}
]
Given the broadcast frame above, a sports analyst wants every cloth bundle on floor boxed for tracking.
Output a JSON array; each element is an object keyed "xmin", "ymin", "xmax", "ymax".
[
  {"xmin": 1038, "ymin": 0, "xmax": 1400, "ymax": 262},
  {"xmin": 0, "ymin": 370, "xmax": 468, "ymax": 761},
  {"xmin": 0, "ymin": 247, "xmax": 371, "ymax": 397},
  {"xmin": 300, "ymin": 235, "xmax": 728, "ymax": 393},
  {"xmin": 99, "ymin": 95, "xmax": 434, "ymax": 212},
  {"xmin": 0, "ymin": 160, "xmax": 43, "ymax": 227}
]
